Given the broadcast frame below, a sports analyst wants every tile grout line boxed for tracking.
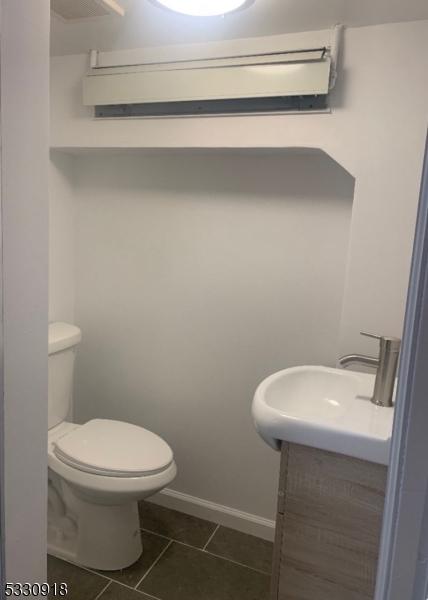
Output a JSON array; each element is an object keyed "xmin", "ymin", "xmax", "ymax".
[
  {"xmin": 95, "ymin": 578, "xmax": 161, "ymax": 600},
  {"xmin": 140, "ymin": 527, "xmax": 171, "ymax": 541},
  {"xmin": 74, "ymin": 564, "xmax": 161, "ymax": 600},
  {"xmin": 204, "ymin": 549, "xmax": 271, "ymax": 576},
  {"xmin": 66, "ymin": 561, "xmax": 153, "ymax": 595},
  {"xmin": 93, "ymin": 580, "xmax": 112, "ymax": 600},
  {"xmin": 140, "ymin": 530, "xmax": 270, "ymax": 576},
  {"xmin": 50, "ymin": 532, "xmax": 171, "ymax": 599},
  {"xmin": 51, "ymin": 557, "xmax": 114, "ymax": 584},
  {"xmin": 65, "ymin": 558, "xmax": 162, "ymax": 600},
  {"xmin": 134, "ymin": 539, "xmax": 174, "ymax": 591},
  {"xmin": 131, "ymin": 589, "xmax": 163, "ymax": 600},
  {"xmin": 202, "ymin": 524, "xmax": 220, "ymax": 551}
]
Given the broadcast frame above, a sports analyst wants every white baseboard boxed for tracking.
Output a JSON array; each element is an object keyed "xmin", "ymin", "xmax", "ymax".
[{"xmin": 149, "ymin": 488, "xmax": 276, "ymax": 542}]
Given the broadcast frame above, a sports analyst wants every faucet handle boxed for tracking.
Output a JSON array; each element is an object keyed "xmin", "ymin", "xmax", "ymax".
[{"xmin": 360, "ymin": 331, "xmax": 381, "ymax": 341}]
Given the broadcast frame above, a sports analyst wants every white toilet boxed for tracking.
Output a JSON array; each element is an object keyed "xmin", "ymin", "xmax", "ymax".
[{"xmin": 47, "ymin": 322, "xmax": 177, "ymax": 571}]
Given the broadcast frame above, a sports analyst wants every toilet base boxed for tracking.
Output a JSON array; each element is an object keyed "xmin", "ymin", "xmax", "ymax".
[{"xmin": 48, "ymin": 477, "xmax": 143, "ymax": 571}]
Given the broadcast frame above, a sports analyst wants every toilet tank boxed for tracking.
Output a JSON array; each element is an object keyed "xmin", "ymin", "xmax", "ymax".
[{"xmin": 48, "ymin": 322, "xmax": 82, "ymax": 430}]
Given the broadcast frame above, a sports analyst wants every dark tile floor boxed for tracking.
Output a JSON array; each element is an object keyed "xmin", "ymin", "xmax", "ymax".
[{"xmin": 47, "ymin": 501, "xmax": 273, "ymax": 600}]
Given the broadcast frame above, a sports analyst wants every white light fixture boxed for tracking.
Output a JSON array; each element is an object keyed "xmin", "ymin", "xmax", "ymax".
[{"xmin": 152, "ymin": 0, "xmax": 251, "ymax": 17}]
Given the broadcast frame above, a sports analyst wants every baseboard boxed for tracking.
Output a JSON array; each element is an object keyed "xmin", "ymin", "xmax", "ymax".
[{"xmin": 149, "ymin": 488, "xmax": 276, "ymax": 542}]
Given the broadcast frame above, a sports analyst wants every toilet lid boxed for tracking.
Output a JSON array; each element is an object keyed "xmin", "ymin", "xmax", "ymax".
[{"xmin": 53, "ymin": 419, "xmax": 174, "ymax": 477}]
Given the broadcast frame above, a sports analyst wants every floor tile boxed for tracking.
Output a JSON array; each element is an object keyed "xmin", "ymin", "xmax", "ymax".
[
  {"xmin": 99, "ymin": 582, "xmax": 156, "ymax": 600},
  {"xmin": 138, "ymin": 541, "xmax": 270, "ymax": 600},
  {"xmin": 95, "ymin": 530, "xmax": 169, "ymax": 587},
  {"xmin": 139, "ymin": 501, "xmax": 216, "ymax": 548},
  {"xmin": 47, "ymin": 555, "xmax": 107, "ymax": 600},
  {"xmin": 206, "ymin": 526, "xmax": 273, "ymax": 574}
]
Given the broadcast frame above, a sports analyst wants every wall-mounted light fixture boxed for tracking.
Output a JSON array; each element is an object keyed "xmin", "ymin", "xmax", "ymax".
[{"xmin": 151, "ymin": 0, "xmax": 253, "ymax": 17}]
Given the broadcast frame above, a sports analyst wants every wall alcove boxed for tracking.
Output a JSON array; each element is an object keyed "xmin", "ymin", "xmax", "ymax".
[{"xmin": 49, "ymin": 147, "xmax": 354, "ymax": 536}]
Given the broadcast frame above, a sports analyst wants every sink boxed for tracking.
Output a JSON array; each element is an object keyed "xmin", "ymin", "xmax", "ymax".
[{"xmin": 252, "ymin": 366, "xmax": 395, "ymax": 465}]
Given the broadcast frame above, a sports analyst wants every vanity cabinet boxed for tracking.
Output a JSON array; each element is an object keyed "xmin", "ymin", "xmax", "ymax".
[{"xmin": 271, "ymin": 443, "xmax": 388, "ymax": 600}]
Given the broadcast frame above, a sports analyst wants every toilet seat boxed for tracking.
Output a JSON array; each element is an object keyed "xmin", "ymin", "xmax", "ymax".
[{"xmin": 52, "ymin": 419, "xmax": 174, "ymax": 478}]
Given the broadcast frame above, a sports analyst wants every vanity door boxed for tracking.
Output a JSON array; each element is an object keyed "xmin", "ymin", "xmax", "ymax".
[{"xmin": 271, "ymin": 443, "xmax": 387, "ymax": 600}]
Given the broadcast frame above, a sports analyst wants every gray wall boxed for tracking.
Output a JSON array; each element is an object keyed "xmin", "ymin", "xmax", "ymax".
[
  {"xmin": 50, "ymin": 152, "xmax": 76, "ymax": 324},
  {"xmin": 66, "ymin": 150, "xmax": 354, "ymax": 519},
  {"xmin": 1, "ymin": 0, "xmax": 49, "ymax": 581}
]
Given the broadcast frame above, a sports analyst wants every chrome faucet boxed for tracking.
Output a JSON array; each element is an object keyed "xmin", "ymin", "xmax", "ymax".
[{"xmin": 338, "ymin": 332, "xmax": 401, "ymax": 408}]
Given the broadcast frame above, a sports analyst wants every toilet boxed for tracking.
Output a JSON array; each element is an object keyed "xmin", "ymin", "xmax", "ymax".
[{"xmin": 47, "ymin": 322, "xmax": 177, "ymax": 571}]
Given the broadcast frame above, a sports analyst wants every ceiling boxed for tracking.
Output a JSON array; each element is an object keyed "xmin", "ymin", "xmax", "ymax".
[{"xmin": 51, "ymin": 0, "xmax": 428, "ymax": 56}]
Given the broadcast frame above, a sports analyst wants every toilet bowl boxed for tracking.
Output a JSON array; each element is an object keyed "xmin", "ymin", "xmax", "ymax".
[{"xmin": 47, "ymin": 323, "xmax": 177, "ymax": 571}]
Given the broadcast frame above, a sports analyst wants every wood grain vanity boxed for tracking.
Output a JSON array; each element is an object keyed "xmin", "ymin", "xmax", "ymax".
[{"xmin": 270, "ymin": 442, "xmax": 388, "ymax": 600}]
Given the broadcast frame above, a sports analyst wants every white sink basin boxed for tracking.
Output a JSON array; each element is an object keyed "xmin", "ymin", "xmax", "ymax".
[{"xmin": 252, "ymin": 366, "xmax": 395, "ymax": 465}]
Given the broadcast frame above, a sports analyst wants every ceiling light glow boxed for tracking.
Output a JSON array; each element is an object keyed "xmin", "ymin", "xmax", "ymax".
[{"xmin": 154, "ymin": 0, "xmax": 249, "ymax": 17}]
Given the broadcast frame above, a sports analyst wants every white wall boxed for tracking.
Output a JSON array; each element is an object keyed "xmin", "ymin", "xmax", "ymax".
[
  {"xmin": 1, "ymin": 0, "xmax": 49, "ymax": 582},
  {"xmin": 66, "ymin": 151, "xmax": 353, "ymax": 521}
]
